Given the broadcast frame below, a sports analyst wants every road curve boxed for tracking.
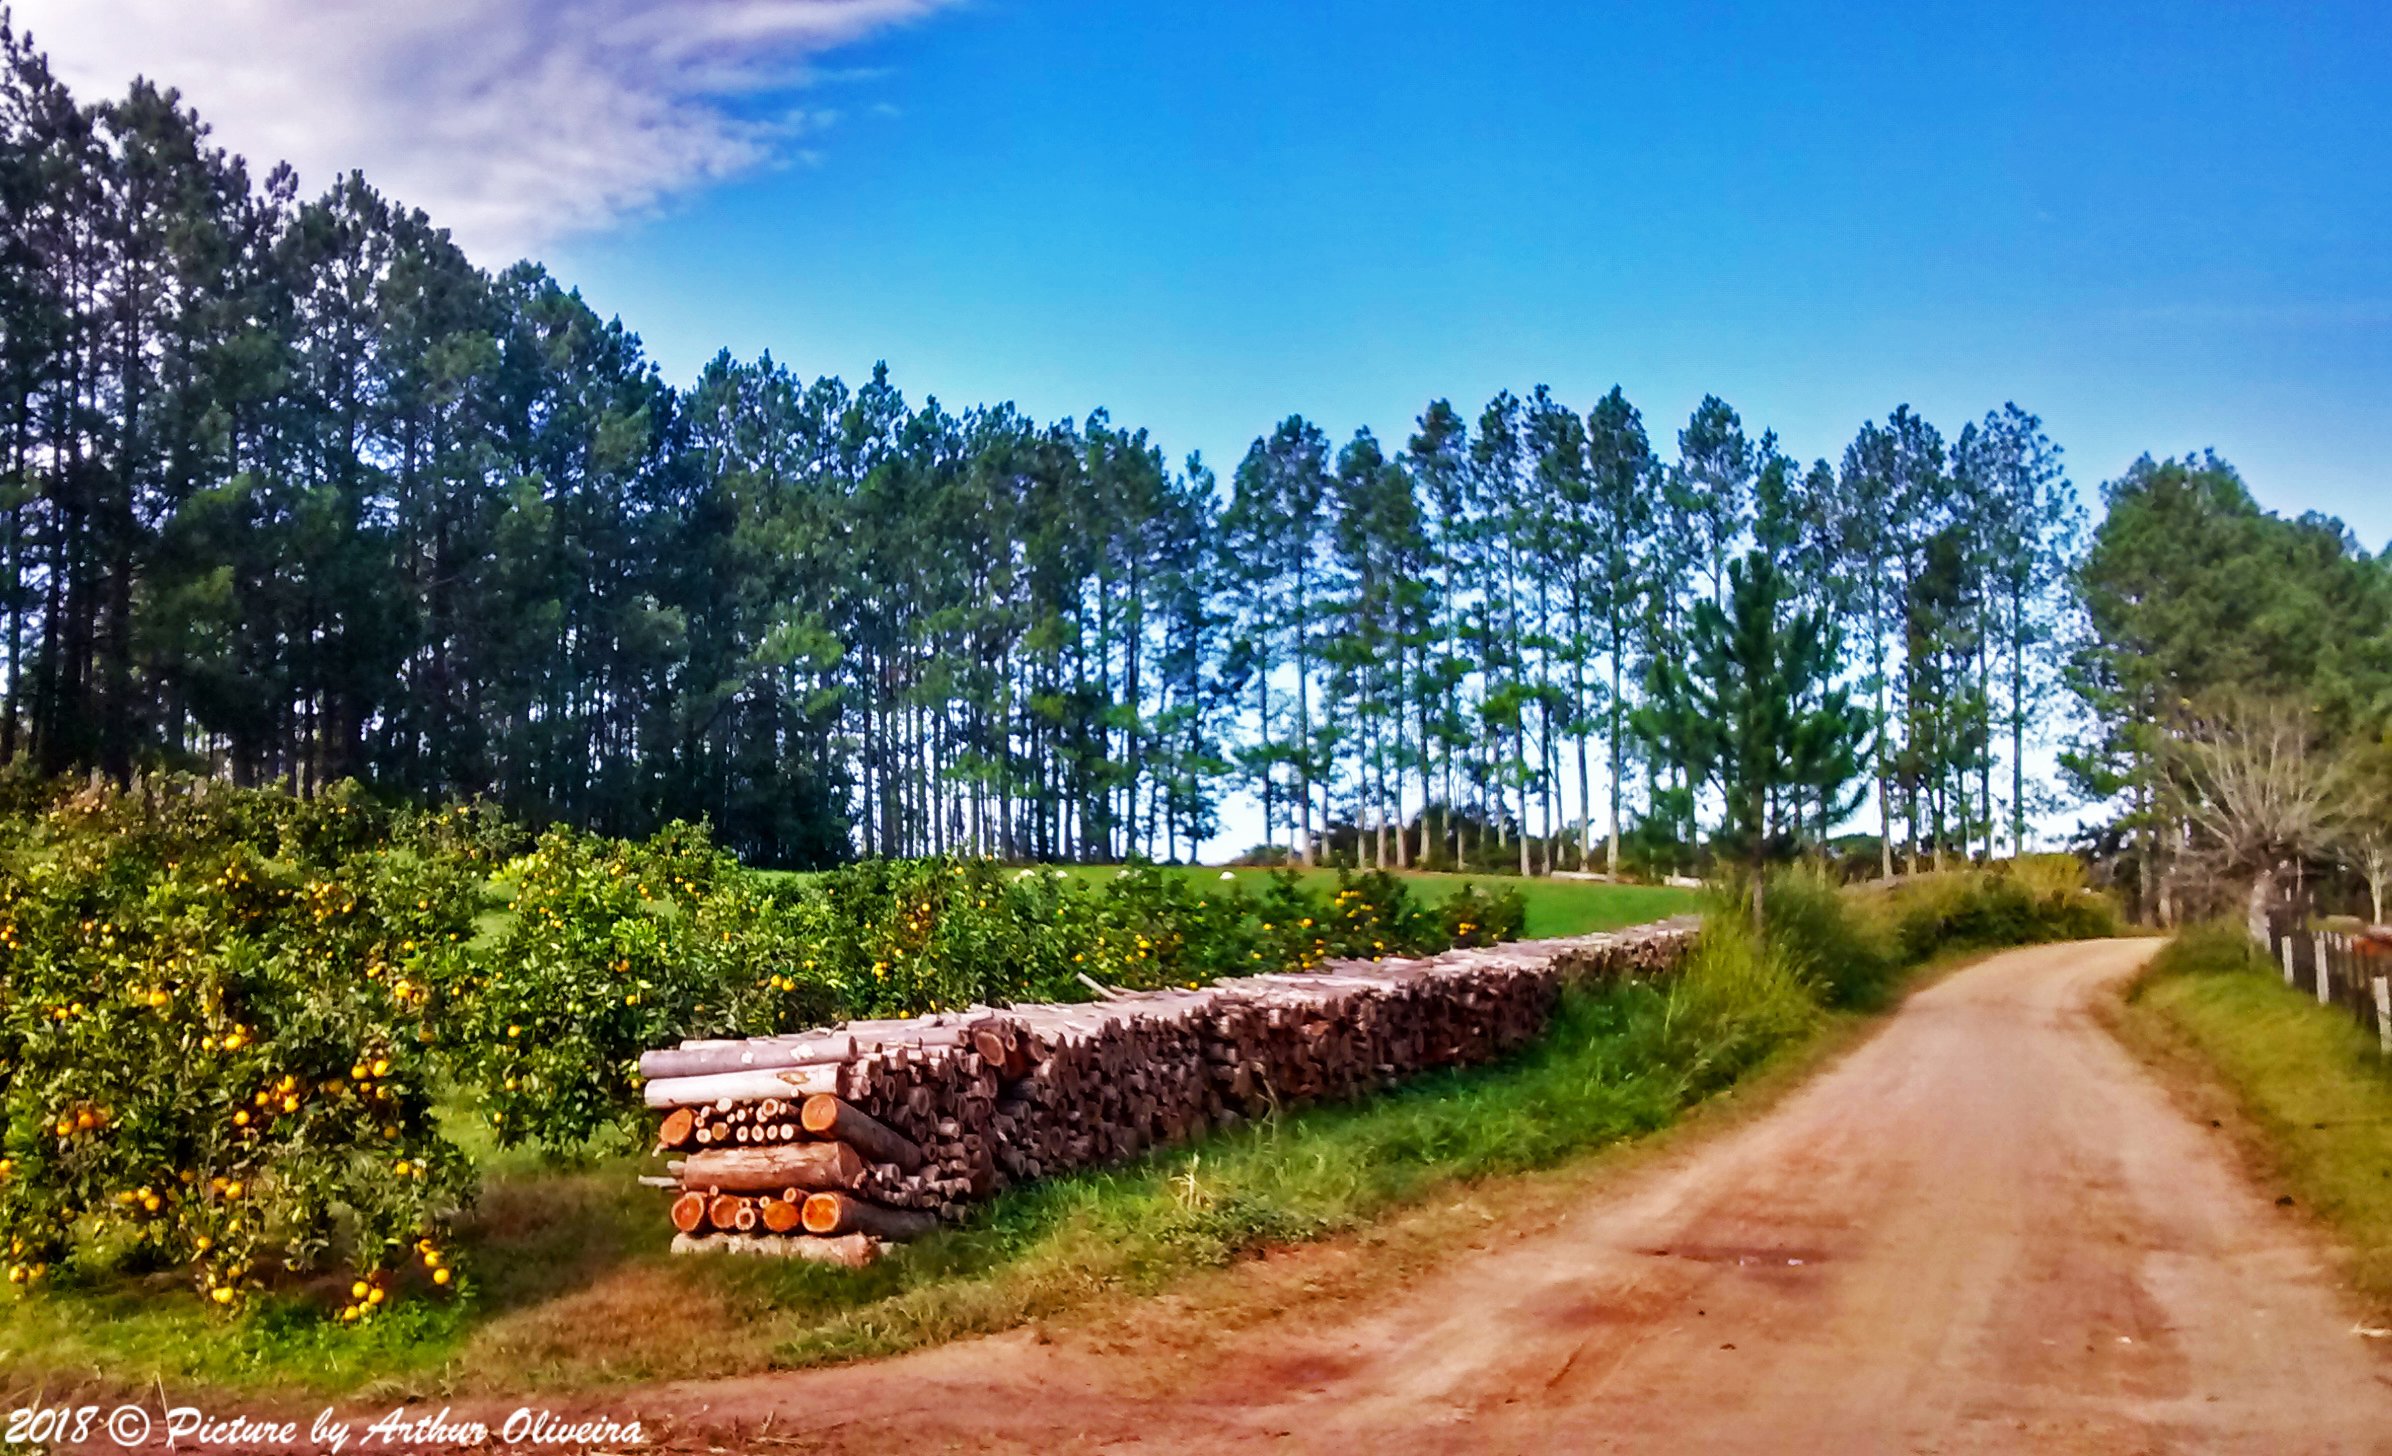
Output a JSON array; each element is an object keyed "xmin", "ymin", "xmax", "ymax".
[{"xmin": 606, "ymin": 938, "xmax": 2392, "ymax": 1453}]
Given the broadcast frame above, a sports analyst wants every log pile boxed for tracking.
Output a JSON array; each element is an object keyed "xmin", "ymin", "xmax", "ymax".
[{"xmin": 644, "ymin": 917, "xmax": 1696, "ymax": 1263}]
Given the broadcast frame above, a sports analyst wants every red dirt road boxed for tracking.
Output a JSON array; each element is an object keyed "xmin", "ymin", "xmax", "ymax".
[{"xmin": 597, "ymin": 938, "xmax": 2392, "ymax": 1453}]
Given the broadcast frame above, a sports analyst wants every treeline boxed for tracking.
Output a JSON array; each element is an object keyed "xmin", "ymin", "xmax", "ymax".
[
  {"xmin": 2068, "ymin": 453, "xmax": 2392, "ymax": 922},
  {"xmin": 0, "ymin": 24, "xmax": 2083, "ymax": 869}
]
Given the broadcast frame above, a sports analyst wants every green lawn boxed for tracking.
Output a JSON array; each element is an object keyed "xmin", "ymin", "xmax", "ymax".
[{"xmin": 757, "ymin": 863, "xmax": 1697, "ymax": 942}]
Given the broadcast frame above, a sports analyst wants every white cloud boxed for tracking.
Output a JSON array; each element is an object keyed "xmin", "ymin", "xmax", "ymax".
[{"xmin": 11, "ymin": 0, "xmax": 956, "ymax": 259}]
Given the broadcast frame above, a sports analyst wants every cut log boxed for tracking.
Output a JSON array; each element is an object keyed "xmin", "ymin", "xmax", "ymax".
[
  {"xmin": 655, "ymin": 1107, "xmax": 697, "ymax": 1150},
  {"xmin": 681, "ymin": 1142, "xmax": 865, "ymax": 1193},
  {"xmin": 800, "ymin": 1191, "xmax": 939, "ymax": 1242},
  {"xmin": 641, "ymin": 1025, "xmax": 998, "ymax": 1080},
  {"xmin": 669, "ymin": 1191, "xmax": 708, "ymax": 1234},
  {"xmin": 640, "ymin": 1035, "xmax": 856, "ymax": 1080},
  {"xmin": 800, "ymin": 1094, "xmax": 926, "ymax": 1172},
  {"xmin": 759, "ymin": 1197, "xmax": 805, "ymax": 1234},
  {"xmin": 643, "ymin": 1065, "xmax": 844, "ymax": 1109},
  {"xmin": 707, "ymin": 1194, "xmax": 755, "ymax": 1232}
]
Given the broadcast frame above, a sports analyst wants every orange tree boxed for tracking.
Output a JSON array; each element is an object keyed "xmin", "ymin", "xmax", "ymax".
[
  {"xmin": 450, "ymin": 822, "xmax": 830, "ymax": 1150},
  {"xmin": 0, "ymin": 776, "xmax": 1538, "ymax": 1318},
  {"xmin": 464, "ymin": 851, "xmax": 1537, "ymax": 1150},
  {"xmin": 1244, "ymin": 868, "xmax": 1485, "ymax": 970},
  {"xmin": 1435, "ymin": 879, "xmax": 1528, "ymax": 947},
  {"xmin": 1029, "ymin": 863, "xmax": 1262, "ymax": 989},
  {"xmin": 0, "ymin": 780, "xmax": 502, "ymax": 1316}
]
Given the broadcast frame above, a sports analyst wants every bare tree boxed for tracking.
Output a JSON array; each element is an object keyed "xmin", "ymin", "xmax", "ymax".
[
  {"xmin": 2160, "ymin": 695, "xmax": 2353, "ymax": 945},
  {"xmin": 2332, "ymin": 741, "xmax": 2392, "ymax": 925},
  {"xmin": 2355, "ymin": 836, "xmax": 2392, "ymax": 925}
]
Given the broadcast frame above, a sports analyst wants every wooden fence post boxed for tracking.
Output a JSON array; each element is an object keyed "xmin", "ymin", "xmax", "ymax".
[
  {"xmin": 2318, "ymin": 935, "xmax": 2334, "ymax": 1006},
  {"xmin": 2373, "ymin": 976, "xmax": 2392, "ymax": 1058},
  {"xmin": 2283, "ymin": 935, "xmax": 2298, "ymax": 987}
]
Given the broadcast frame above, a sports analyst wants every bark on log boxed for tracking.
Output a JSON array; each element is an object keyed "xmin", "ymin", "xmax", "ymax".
[
  {"xmin": 642, "ymin": 1065, "xmax": 843, "ymax": 1109},
  {"xmin": 800, "ymin": 1094, "xmax": 926, "ymax": 1172},
  {"xmin": 669, "ymin": 1232, "xmax": 880, "ymax": 1267},
  {"xmin": 642, "ymin": 1025, "xmax": 995, "ymax": 1080},
  {"xmin": 640, "ymin": 1036, "xmax": 856, "ymax": 1080},
  {"xmin": 800, "ymin": 1191, "xmax": 939, "ymax": 1241},
  {"xmin": 681, "ymin": 1142, "xmax": 865, "ymax": 1193}
]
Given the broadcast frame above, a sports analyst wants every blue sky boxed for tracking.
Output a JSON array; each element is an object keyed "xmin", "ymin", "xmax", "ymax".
[
  {"xmin": 37, "ymin": 0, "xmax": 2387, "ymax": 541},
  {"xmin": 536, "ymin": 0, "xmax": 2390, "ymax": 544},
  {"xmin": 24, "ymin": 0, "xmax": 2384, "ymax": 852}
]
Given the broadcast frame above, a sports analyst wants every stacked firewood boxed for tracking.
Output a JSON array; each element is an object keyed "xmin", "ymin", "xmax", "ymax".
[{"xmin": 642, "ymin": 917, "xmax": 1696, "ymax": 1264}]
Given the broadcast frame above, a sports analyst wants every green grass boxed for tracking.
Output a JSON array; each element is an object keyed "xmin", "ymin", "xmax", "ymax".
[{"xmin": 2125, "ymin": 923, "xmax": 2392, "ymax": 1313}]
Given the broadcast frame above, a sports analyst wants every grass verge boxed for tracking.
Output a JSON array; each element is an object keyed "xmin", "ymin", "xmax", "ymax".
[{"xmin": 2117, "ymin": 921, "xmax": 2392, "ymax": 1316}]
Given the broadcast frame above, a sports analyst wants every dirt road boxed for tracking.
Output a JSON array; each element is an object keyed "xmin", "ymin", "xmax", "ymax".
[{"xmin": 594, "ymin": 939, "xmax": 2392, "ymax": 1452}]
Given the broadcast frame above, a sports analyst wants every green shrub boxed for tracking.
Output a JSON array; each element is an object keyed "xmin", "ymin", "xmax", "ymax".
[
  {"xmin": 2143, "ymin": 919, "xmax": 2271, "ymax": 980},
  {"xmin": 1870, "ymin": 867, "xmax": 2121, "ymax": 964},
  {"xmin": 0, "ymin": 779, "xmax": 483, "ymax": 1317},
  {"xmin": 793, "ymin": 857, "xmax": 1001, "ymax": 1013},
  {"xmin": 455, "ymin": 822, "xmax": 823, "ymax": 1152},
  {"xmin": 1727, "ymin": 860, "xmax": 2116, "ymax": 1017},
  {"xmin": 1049, "ymin": 862, "xmax": 1262, "ymax": 988},
  {"xmin": 1759, "ymin": 864, "xmax": 1895, "ymax": 1008},
  {"xmin": 2006, "ymin": 853, "xmax": 2092, "ymax": 899},
  {"xmin": 1317, "ymin": 870, "xmax": 1440, "ymax": 958},
  {"xmin": 1439, "ymin": 880, "xmax": 1528, "ymax": 948}
]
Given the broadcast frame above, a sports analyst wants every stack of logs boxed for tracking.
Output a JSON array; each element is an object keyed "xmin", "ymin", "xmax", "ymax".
[{"xmin": 642, "ymin": 917, "xmax": 1696, "ymax": 1266}]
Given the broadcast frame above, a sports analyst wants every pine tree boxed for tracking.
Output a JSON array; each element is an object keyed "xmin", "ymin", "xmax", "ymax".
[
  {"xmin": 1645, "ymin": 548, "xmax": 1868, "ymax": 923},
  {"xmin": 1958, "ymin": 404, "xmax": 2082, "ymax": 855},
  {"xmin": 1405, "ymin": 399, "xmax": 1472, "ymax": 866},
  {"xmin": 0, "ymin": 22, "xmax": 2132, "ymax": 880},
  {"xmin": 1582, "ymin": 387, "xmax": 1657, "ymax": 875}
]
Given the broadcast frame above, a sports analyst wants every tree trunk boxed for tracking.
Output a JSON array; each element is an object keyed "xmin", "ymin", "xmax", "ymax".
[
  {"xmin": 1874, "ymin": 616, "xmax": 1894, "ymax": 880},
  {"xmin": 1607, "ymin": 639, "xmax": 1624, "ymax": 876},
  {"xmin": 2246, "ymin": 862, "xmax": 2276, "ymax": 948}
]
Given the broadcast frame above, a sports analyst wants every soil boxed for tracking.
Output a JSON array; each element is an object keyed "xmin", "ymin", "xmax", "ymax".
[{"xmin": 96, "ymin": 938, "xmax": 2392, "ymax": 1452}]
